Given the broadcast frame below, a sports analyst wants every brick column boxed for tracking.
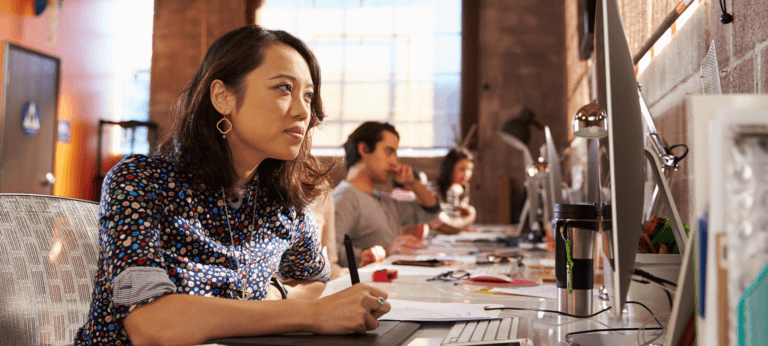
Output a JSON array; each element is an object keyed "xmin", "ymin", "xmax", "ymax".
[
  {"xmin": 149, "ymin": 0, "xmax": 251, "ymax": 142},
  {"xmin": 472, "ymin": 0, "xmax": 568, "ymax": 224}
]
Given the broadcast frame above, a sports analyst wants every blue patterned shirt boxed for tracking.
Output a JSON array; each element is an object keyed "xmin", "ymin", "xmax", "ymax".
[{"xmin": 76, "ymin": 153, "xmax": 329, "ymax": 345}]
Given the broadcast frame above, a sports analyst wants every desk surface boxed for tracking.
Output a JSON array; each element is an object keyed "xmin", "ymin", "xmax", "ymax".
[{"xmin": 323, "ymin": 240, "xmax": 669, "ymax": 346}]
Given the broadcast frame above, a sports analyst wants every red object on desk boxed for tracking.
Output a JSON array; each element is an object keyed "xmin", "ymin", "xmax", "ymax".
[{"xmin": 372, "ymin": 269, "xmax": 398, "ymax": 282}]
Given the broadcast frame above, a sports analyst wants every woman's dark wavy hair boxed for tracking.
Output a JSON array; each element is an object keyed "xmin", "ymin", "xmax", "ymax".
[
  {"xmin": 436, "ymin": 147, "xmax": 474, "ymax": 201},
  {"xmin": 156, "ymin": 25, "xmax": 331, "ymax": 210}
]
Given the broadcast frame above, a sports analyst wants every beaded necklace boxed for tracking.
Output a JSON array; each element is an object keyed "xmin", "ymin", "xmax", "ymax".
[{"xmin": 221, "ymin": 185, "xmax": 257, "ymax": 300}]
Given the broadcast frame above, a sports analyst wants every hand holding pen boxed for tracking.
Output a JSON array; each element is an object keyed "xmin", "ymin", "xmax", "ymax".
[
  {"xmin": 345, "ymin": 234, "xmax": 361, "ymax": 285},
  {"xmin": 306, "ymin": 234, "xmax": 391, "ymax": 334},
  {"xmin": 345, "ymin": 234, "xmax": 389, "ymax": 309},
  {"xmin": 345, "ymin": 234, "xmax": 388, "ymax": 306}
]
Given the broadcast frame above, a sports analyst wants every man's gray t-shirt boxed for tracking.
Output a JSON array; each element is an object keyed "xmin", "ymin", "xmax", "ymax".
[{"xmin": 333, "ymin": 180, "xmax": 440, "ymax": 267}]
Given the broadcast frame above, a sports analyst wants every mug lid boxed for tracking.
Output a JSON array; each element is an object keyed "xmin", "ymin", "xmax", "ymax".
[{"xmin": 553, "ymin": 203, "xmax": 599, "ymax": 219}]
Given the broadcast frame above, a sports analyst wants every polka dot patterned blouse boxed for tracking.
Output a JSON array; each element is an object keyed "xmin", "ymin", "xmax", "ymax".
[{"xmin": 76, "ymin": 153, "xmax": 328, "ymax": 345}]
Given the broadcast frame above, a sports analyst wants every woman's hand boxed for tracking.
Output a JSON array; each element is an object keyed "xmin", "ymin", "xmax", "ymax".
[
  {"xmin": 310, "ymin": 283, "xmax": 391, "ymax": 334},
  {"xmin": 434, "ymin": 222, "xmax": 464, "ymax": 235},
  {"xmin": 388, "ymin": 234, "xmax": 422, "ymax": 255},
  {"xmin": 359, "ymin": 245, "xmax": 386, "ymax": 267}
]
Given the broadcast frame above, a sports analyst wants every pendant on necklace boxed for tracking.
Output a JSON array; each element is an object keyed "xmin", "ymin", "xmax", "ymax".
[{"xmin": 239, "ymin": 286, "xmax": 253, "ymax": 300}]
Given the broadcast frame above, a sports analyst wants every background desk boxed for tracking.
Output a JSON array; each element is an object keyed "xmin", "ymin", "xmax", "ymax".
[{"xmin": 323, "ymin": 242, "xmax": 669, "ymax": 345}]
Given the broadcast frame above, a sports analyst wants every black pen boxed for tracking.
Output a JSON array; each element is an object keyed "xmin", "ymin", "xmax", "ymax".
[{"xmin": 344, "ymin": 234, "xmax": 360, "ymax": 285}]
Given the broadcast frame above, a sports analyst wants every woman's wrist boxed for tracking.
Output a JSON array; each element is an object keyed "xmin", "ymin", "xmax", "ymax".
[
  {"xmin": 270, "ymin": 277, "xmax": 288, "ymax": 299},
  {"xmin": 302, "ymin": 299, "xmax": 324, "ymax": 333}
]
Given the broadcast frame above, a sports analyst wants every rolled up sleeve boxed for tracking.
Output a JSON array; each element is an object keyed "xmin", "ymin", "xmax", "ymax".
[
  {"xmin": 278, "ymin": 210, "xmax": 330, "ymax": 282},
  {"xmin": 98, "ymin": 158, "xmax": 174, "ymax": 324}
]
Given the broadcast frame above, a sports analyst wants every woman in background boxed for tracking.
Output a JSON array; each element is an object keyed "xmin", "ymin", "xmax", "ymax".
[
  {"xmin": 432, "ymin": 148, "xmax": 476, "ymax": 234},
  {"xmin": 76, "ymin": 25, "xmax": 389, "ymax": 346}
]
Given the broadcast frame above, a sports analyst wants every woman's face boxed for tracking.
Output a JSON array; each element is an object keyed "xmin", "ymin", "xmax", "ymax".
[
  {"xmin": 223, "ymin": 43, "xmax": 314, "ymax": 166},
  {"xmin": 452, "ymin": 158, "xmax": 474, "ymax": 186}
]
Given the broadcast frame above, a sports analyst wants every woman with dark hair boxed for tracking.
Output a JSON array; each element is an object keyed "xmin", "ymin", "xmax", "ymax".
[
  {"xmin": 432, "ymin": 148, "xmax": 476, "ymax": 234},
  {"xmin": 76, "ymin": 25, "xmax": 389, "ymax": 345}
]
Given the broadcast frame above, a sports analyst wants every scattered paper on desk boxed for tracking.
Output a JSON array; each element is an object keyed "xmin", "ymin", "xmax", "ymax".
[
  {"xmin": 416, "ymin": 254, "xmax": 477, "ymax": 263},
  {"xmin": 380, "ymin": 299, "xmax": 502, "ymax": 322},
  {"xmin": 414, "ymin": 245, "xmax": 479, "ymax": 254},
  {"xmin": 488, "ymin": 285, "xmax": 558, "ymax": 300},
  {"xmin": 434, "ymin": 232, "xmax": 502, "ymax": 242},
  {"xmin": 359, "ymin": 264, "xmax": 450, "ymax": 277},
  {"xmin": 536, "ymin": 258, "xmax": 555, "ymax": 267}
]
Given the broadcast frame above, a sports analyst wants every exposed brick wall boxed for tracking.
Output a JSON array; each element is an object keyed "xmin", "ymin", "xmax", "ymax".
[
  {"xmin": 565, "ymin": 0, "xmax": 768, "ymax": 224},
  {"xmin": 565, "ymin": 0, "xmax": 591, "ymax": 134}
]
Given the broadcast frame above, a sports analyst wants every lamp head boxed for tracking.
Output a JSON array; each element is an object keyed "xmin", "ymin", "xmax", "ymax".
[
  {"xmin": 498, "ymin": 107, "xmax": 540, "ymax": 150},
  {"xmin": 526, "ymin": 157, "xmax": 550, "ymax": 180},
  {"xmin": 572, "ymin": 103, "xmax": 608, "ymax": 138}
]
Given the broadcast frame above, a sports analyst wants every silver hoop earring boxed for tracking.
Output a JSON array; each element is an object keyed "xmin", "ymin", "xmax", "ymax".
[{"xmin": 217, "ymin": 118, "xmax": 232, "ymax": 139}]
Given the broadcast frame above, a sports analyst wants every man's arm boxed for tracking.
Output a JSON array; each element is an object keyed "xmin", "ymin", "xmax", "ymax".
[
  {"xmin": 405, "ymin": 179, "xmax": 438, "ymax": 208},
  {"xmin": 394, "ymin": 164, "xmax": 437, "ymax": 208}
]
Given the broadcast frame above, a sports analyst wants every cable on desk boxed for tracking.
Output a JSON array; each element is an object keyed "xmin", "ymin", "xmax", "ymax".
[
  {"xmin": 632, "ymin": 278, "xmax": 674, "ymax": 309},
  {"xmin": 563, "ymin": 301, "xmax": 664, "ymax": 346},
  {"xmin": 633, "ymin": 267, "xmax": 677, "ymax": 310},
  {"xmin": 484, "ymin": 306, "xmax": 612, "ymax": 319},
  {"xmin": 634, "ymin": 268, "xmax": 676, "ymax": 287}
]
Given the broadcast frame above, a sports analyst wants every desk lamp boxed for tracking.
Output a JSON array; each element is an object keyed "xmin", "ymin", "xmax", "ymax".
[
  {"xmin": 498, "ymin": 108, "xmax": 545, "ymax": 236},
  {"xmin": 571, "ymin": 103, "xmax": 607, "ymax": 205},
  {"xmin": 498, "ymin": 107, "xmax": 543, "ymax": 169}
]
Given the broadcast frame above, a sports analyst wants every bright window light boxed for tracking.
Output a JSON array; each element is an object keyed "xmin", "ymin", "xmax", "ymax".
[
  {"xmin": 260, "ymin": 0, "xmax": 462, "ymax": 148},
  {"xmin": 110, "ymin": 0, "xmax": 153, "ymax": 156},
  {"xmin": 652, "ymin": 28, "xmax": 672, "ymax": 57},
  {"xmin": 637, "ymin": 52, "xmax": 652, "ymax": 75},
  {"xmin": 636, "ymin": 0, "xmax": 702, "ymax": 75},
  {"xmin": 676, "ymin": 0, "xmax": 698, "ymax": 29}
]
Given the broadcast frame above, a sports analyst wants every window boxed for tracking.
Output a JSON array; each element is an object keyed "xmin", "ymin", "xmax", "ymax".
[
  {"xmin": 111, "ymin": 0, "xmax": 154, "ymax": 156},
  {"xmin": 259, "ymin": 0, "xmax": 462, "ymax": 148}
]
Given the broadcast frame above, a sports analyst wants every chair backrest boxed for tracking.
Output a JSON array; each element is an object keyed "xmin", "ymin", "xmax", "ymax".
[{"xmin": 0, "ymin": 194, "xmax": 100, "ymax": 346}]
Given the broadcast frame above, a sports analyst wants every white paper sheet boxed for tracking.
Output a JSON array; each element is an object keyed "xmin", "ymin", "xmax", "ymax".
[
  {"xmin": 415, "ymin": 254, "xmax": 478, "ymax": 263},
  {"xmin": 489, "ymin": 285, "xmax": 559, "ymax": 300},
  {"xmin": 379, "ymin": 299, "xmax": 502, "ymax": 321},
  {"xmin": 433, "ymin": 232, "xmax": 503, "ymax": 242},
  {"xmin": 358, "ymin": 264, "xmax": 452, "ymax": 277},
  {"xmin": 413, "ymin": 245, "xmax": 479, "ymax": 254}
]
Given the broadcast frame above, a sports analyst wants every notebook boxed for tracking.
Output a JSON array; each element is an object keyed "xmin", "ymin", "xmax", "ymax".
[{"xmin": 206, "ymin": 320, "xmax": 420, "ymax": 346}]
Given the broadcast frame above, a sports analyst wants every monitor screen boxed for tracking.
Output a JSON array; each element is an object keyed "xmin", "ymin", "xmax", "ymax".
[
  {"xmin": 543, "ymin": 126, "xmax": 564, "ymax": 238},
  {"xmin": 594, "ymin": 0, "xmax": 645, "ymax": 319}
]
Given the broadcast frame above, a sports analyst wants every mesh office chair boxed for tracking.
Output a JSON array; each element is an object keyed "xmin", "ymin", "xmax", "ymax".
[{"xmin": 0, "ymin": 194, "xmax": 100, "ymax": 346}]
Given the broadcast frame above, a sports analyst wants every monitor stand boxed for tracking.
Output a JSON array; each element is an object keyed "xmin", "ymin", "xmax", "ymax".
[
  {"xmin": 644, "ymin": 145, "xmax": 694, "ymax": 345},
  {"xmin": 644, "ymin": 146, "xmax": 687, "ymax": 254}
]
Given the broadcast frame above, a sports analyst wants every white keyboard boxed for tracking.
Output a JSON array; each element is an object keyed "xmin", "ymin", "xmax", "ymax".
[{"xmin": 442, "ymin": 317, "xmax": 533, "ymax": 346}]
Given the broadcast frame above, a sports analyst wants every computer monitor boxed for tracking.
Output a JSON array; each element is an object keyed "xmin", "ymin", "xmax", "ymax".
[
  {"xmin": 544, "ymin": 126, "xmax": 564, "ymax": 236},
  {"xmin": 593, "ymin": 0, "xmax": 645, "ymax": 320}
]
